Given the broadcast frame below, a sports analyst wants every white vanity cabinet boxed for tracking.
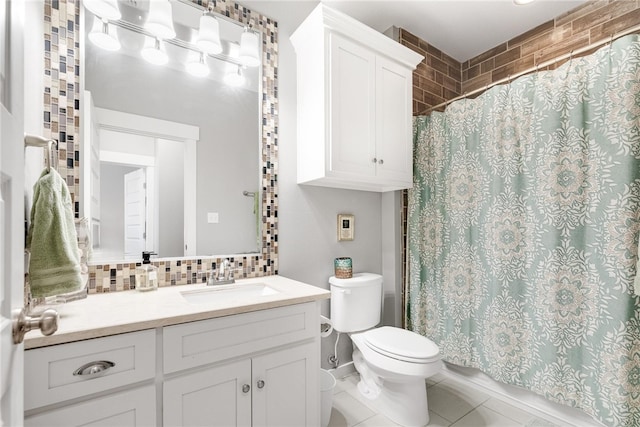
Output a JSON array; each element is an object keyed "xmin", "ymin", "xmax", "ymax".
[
  {"xmin": 163, "ymin": 302, "xmax": 320, "ymax": 427},
  {"xmin": 291, "ymin": 4, "xmax": 423, "ymax": 192},
  {"xmin": 23, "ymin": 287, "xmax": 324, "ymax": 426},
  {"xmin": 24, "ymin": 329, "xmax": 157, "ymax": 426}
]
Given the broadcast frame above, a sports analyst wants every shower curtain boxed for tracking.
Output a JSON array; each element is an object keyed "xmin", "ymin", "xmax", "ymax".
[{"xmin": 406, "ymin": 35, "xmax": 640, "ymax": 427}]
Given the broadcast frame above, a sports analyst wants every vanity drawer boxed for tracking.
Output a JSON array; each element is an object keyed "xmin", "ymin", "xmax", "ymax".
[
  {"xmin": 163, "ymin": 302, "xmax": 316, "ymax": 373},
  {"xmin": 25, "ymin": 329, "xmax": 156, "ymax": 410}
]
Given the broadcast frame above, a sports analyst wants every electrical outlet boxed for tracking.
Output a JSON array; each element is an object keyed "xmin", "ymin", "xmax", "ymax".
[{"xmin": 207, "ymin": 212, "xmax": 219, "ymax": 223}]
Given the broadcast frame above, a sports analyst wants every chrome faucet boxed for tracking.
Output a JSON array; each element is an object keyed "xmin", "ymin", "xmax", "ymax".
[{"xmin": 208, "ymin": 259, "xmax": 235, "ymax": 285}]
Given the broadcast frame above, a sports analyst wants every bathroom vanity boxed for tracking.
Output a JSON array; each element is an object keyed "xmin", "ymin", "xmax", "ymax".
[{"xmin": 23, "ymin": 276, "xmax": 329, "ymax": 426}]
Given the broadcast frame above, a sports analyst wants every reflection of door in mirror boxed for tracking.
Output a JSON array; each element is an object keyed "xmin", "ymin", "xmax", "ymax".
[
  {"xmin": 83, "ymin": 96, "xmax": 197, "ymax": 262},
  {"xmin": 123, "ymin": 167, "xmax": 146, "ymax": 259}
]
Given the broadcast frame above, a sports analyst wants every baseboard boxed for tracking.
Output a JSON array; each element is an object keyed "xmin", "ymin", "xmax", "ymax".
[{"xmin": 441, "ymin": 363, "xmax": 605, "ymax": 427}]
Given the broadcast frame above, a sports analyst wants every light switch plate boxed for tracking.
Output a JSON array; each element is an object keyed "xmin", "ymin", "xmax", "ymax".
[
  {"xmin": 207, "ymin": 212, "xmax": 219, "ymax": 223},
  {"xmin": 337, "ymin": 214, "xmax": 354, "ymax": 241}
]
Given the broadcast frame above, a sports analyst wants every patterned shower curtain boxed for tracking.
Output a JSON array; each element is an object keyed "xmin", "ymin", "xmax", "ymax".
[{"xmin": 406, "ymin": 35, "xmax": 640, "ymax": 427}]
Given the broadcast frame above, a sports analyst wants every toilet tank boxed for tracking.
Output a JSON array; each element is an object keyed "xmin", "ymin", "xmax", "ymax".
[{"xmin": 329, "ymin": 273, "xmax": 382, "ymax": 332}]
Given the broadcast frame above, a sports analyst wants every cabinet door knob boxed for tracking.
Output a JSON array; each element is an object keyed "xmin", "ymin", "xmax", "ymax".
[
  {"xmin": 73, "ymin": 360, "xmax": 115, "ymax": 377},
  {"xmin": 257, "ymin": 380, "xmax": 265, "ymax": 389},
  {"xmin": 378, "ymin": 159, "xmax": 384, "ymax": 165},
  {"xmin": 372, "ymin": 158, "xmax": 377, "ymax": 163},
  {"xmin": 242, "ymin": 384, "xmax": 251, "ymax": 393}
]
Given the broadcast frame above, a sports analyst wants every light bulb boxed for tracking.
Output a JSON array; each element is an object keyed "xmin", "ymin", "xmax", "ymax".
[
  {"xmin": 141, "ymin": 38, "xmax": 168, "ymax": 66},
  {"xmin": 196, "ymin": 14, "xmax": 222, "ymax": 55},
  {"xmin": 145, "ymin": 0, "xmax": 176, "ymax": 40},
  {"xmin": 84, "ymin": 0, "xmax": 121, "ymax": 21},
  {"xmin": 239, "ymin": 28, "xmax": 260, "ymax": 67},
  {"xmin": 224, "ymin": 65, "xmax": 245, "ymax": 87},
  {"xmin": 186, "ymin": 53, "xmax": 210, "ymax": 78},
  {"xmin": 88, "ymin": 17, "xmax": 121, "ymax": 51}
]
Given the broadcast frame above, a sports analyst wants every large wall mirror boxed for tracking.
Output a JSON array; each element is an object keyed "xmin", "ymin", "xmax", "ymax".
[
  {"xmin": 83, "ymin": 0, "xmax": 259, "ymax": 261},
  {"xmin": 68, "ymin": 0, "xmax": 278, "ymax": 271}
]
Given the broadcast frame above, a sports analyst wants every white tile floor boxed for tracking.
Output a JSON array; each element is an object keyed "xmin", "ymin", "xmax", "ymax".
[{"xmin": 327, "ymin": 372, "xmax": 571, "ymax": 427}]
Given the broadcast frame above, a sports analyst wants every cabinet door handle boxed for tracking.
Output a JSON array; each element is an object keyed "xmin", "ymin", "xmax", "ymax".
[
  {"xmin": 257, "ymin": 380, "xmax": 265, "ymax": 389},
  {"xmin": 73, "ymin": 360, "xmax": 115, "ymax": 377},
  {"xmin": 378, "ymin": 159, "xmax": 384, "ymax": 165},
  {"xmin": 242, "ymin": 384, "xmax": 251, "ymax": 393}
]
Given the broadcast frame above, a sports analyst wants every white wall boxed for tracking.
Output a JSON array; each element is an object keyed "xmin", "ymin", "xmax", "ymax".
[{"xmin": 242, "ymin": 1, "xmax": 402, "ymax": 369}]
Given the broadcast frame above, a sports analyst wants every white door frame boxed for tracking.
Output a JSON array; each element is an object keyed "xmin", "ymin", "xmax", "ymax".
[
  {"xmin": 86, "ymin": 105, "xmax": 199, "ymax": 257},
  {"xmin": 1, "ymin": 0, "xmax": 25, "ymax": 424}
]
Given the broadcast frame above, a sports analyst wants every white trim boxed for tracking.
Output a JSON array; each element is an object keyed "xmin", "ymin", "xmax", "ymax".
[
  {"xmin": 290, "ymin": 4, "xmax": 423, "ymax": 69},
  {"xmin": 441, "ymin": 363, "xmax": 605, "ymax": 427},
  {"xmin": 184, "ymin": 140, "xmax": 196, "ymax": 256},
  {"xmin": 95, "ymin": 108, "xmax": 199, "ymax": 142},
  {"xmin": 91, "ymin": 107, "xmax": 199, "ymax": 258}
]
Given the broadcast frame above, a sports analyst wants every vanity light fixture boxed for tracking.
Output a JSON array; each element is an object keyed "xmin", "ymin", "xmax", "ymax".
[
  {"xmin": 224, "ymin": 65, "xmax": 246, "ymax": 87},
  {"xmin": 141, "ymin": 37, "xmax": 169, "ymax": 66},
  {"xmin": 186, "ymin": 52, "xmax": 210, "ymax": 77},
  {"xmin": 239, "ymin": 27, "xmax": 260, "ymax": 67},
  {"xmin": 88, "ymin": 17, "xmax": 121, "ymax": 52},
  {"xmin": 196, "ymin": 13, "xmax": 223, "ymax": 55},
  {"xmin": 83, "ymin": 0, "xmax": 121, "ymax": 21},
  {"xmin": 145, "ymin": 0, "xmax": 176, "ymax": 40}
]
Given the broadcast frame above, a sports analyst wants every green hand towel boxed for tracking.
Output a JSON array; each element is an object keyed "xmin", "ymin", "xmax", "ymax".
[{"xmin": 27, "ymin": 169, "xmax": 83, "ymax": 298}]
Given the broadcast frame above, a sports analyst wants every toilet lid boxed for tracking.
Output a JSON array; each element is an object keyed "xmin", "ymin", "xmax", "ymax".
[{"xmin": 363, "ymin": 327, "xmax": 440, "ymax": 363}]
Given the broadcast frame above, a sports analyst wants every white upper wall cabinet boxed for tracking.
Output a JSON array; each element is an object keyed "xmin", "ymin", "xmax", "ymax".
[{"xmin": 291, "ymin": 4, "xmax": 424, "ymax": 192}]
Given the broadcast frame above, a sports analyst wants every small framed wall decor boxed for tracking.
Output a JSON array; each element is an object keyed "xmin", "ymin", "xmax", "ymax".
[{"xmin": 337, "ymin": 214, "xmax": 355, "ymax": 241}]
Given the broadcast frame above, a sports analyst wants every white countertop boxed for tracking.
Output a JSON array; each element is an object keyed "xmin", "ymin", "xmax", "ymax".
[{"xmin": 24, "ymin": 275, "xmax": 330, "ymax": 349}]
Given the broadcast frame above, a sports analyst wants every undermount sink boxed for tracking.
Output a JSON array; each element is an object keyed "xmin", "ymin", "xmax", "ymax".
[{"xmin": 180, "ymin": 283, "xmax": 280, "ymax": 304}]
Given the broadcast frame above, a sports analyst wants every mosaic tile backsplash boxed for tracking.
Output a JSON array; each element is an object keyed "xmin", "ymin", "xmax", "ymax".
[{"xmin": 45, "ymin": 0, "xmax": 279, "ymax": 293}]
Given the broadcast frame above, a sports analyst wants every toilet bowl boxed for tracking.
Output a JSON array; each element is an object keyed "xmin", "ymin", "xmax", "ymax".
[{"xmin": 329, "ymin": 273, "xmax": 442, "ymax": 427}]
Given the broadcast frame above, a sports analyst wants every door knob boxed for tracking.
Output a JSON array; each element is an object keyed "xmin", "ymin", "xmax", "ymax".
[
  {"xmin": 242, "ymin": 384, "xmax": 251, "ymax": 393},
  {"xmin": 12, "ymin": 308, "xmax": 59, "ymax": 344},
  {"xmin": 257, "ymin": 380, "xmax": 265, "ymax": 389}
]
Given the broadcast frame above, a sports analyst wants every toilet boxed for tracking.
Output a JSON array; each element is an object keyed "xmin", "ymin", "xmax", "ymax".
[{"xmin": 330, "ymin": 273, "xmax": 442, "ymax": 427}]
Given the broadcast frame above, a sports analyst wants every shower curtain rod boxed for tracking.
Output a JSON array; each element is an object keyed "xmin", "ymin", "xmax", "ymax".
[{"xmin": 417, "ymin": 23, "xmax": 640, "ymax": 115}]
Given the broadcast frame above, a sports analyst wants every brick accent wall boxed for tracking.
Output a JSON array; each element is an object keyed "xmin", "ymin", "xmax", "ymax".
[
  {"xmin": 402, "ymin": 0, "xmax": 640, "ymax": 113},
  {"xmin": 462, "ymin": 0, "xmax": 640, "ymax": 94},
  {"xmin": 399, "ymin": 29, "xmax": 462, "ymax": 114}
]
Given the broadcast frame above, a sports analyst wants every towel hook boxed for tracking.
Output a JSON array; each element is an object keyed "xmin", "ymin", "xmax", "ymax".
[{"xmin": 24, "ymin": 134, "xmax": 57, "ymax": 173}]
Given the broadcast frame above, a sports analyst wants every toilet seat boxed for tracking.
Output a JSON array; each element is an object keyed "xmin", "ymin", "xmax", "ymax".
[{"xmin": 362, "ymin": 326, "xmax": 439, "ymax": 363}]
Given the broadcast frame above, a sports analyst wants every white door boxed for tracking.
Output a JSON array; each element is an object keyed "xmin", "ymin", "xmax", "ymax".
[
  {"xmin": 329, "ymin": 32, "xmax": 376, "ymax": 179},
  {"xmin": 375, "ymin": 55, "xmax": 413, "ymax": 184},
  {"xmin": 252, "ymin": 342, "xmax": 319, "ymax": 427},
  {"xmin": 0, "ymin": 0, "xmax": 25, "ymax": 425},
  {"xmin": 82, "ymin": 90, "xmax": 101, "ymax": 249},
  {"xmin": 123, "ymin": 168, "xmax": 146, "ymax": 259},
  {"xmin": 163, "ymin": 359, "xmax": 251, "ymax": 427}
]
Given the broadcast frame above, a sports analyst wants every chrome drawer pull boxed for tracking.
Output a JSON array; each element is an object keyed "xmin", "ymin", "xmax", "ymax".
[{"xmin": 73, "ymin": 360, "xmax": 116, "ymax": 377}]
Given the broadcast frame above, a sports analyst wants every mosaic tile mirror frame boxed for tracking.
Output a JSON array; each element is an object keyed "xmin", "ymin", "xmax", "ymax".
[{"xmin": 44, "ymin": 0, "xmax": 278, "ymax": 293}]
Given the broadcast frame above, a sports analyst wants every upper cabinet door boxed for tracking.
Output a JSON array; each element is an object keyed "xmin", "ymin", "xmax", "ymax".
[
  {"xmin": 375, "ymin": 55, "xmax": 414, "ymax": 184},
  {"xmin": 329, "ymin": 33, "xmax": 376, "ymax": 179}
]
